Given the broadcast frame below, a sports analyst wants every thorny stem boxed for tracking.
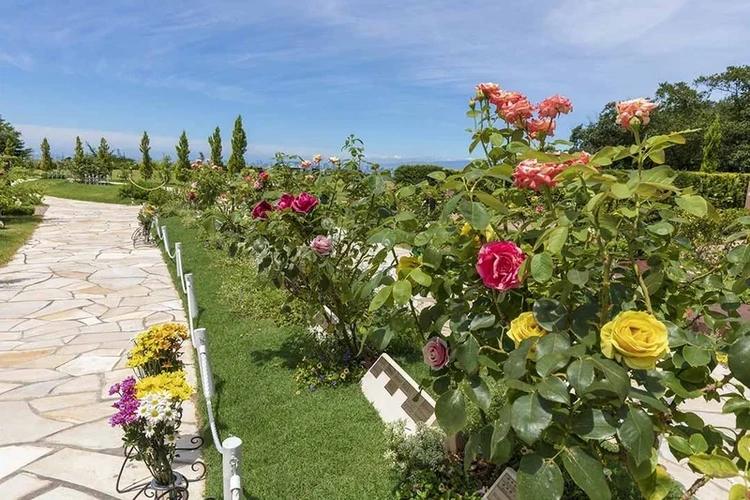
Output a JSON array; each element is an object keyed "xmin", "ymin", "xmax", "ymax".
[{"xmin": 680, "ymin": 476, "xmax": 710, "ymax": 500}]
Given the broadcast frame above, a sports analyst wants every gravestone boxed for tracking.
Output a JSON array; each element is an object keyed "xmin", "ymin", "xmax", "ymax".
[
  {"xmin": 361, "ymin": 353, "xmax": 436, "ymax": 432},
  {"xmin": 483, "ymin": 467, "xmax": 517, "ymax": 500}
]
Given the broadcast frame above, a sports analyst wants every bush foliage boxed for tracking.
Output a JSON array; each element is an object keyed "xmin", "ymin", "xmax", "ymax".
[{"xmin": 393, "ymin": 164, "xmax": 449, "ymax": 185}]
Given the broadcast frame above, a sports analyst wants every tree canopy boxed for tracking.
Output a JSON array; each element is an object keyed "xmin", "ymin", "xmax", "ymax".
[{"xmin": 0, "ymin": 115, "xmax": 31, "ymax": 158}]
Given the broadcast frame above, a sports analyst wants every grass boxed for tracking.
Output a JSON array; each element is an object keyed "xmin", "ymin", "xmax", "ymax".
[
  {"xmin": 0, "ymin": 215, "xmax": 42, "ymax": 266},
  {"xmin": 31, "ymin": 179, "xmax": 135, "ymax": 205},
  {"xmin": 160, "ymin": 216, "xmax": 411, "ymax": 500}
]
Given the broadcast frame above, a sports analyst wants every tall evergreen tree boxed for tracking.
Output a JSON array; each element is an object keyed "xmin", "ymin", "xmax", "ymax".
[
  {"xmin": 208, "ymin": 126, "xmax": 223, "ymax": 166},
  {"xmin": 74, "ymin": 136, "xmax": 85, "ymax": 165},
  {"xmin": 159, "ymin": 155, "xmax": 173, "ymax": 183},
  {"xmin": 3, "ymin": 138, "xmax": 15, "ymax": 157},
  {"xmin": 40, "ymin": 137, "xmax": 53, "ymax": 171},
  {"xmin": 701, "ymin": 115, "xmax": 722, "ymax": 173},
  {"xmin": 174, "ymin": 131, "xmax": 191, "ymax": 182},
  {"xmin": 227, "ymin": 115, "xmax": 247, "ymax": 174},
  {"xmin": 0, "ymin": 115, "xmax": 30, "ymax": 157},
  {"xmin": 97, "ymin": 137, "xmax": 114, "ymax": 175},
  {"xmin": 139, "ymin": 131, "xmax": 153, "ymax": 179}
]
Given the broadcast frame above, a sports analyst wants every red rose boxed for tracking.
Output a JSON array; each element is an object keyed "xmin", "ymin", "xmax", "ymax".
[
  {"xmin": 423, "ymin": 337, "xmax": 449, "ymax": 370},
  {"xmin": 259, "ymin": 171, "xmax": 269, "ymax": 181},
  {"xmin": 476, "ymin": 241, "xmax": 526, "ymax": 291},
  {"xmin": 251, "ymin": 200, "xmax": 274, "ymax": 219},
  {"xmin": 292, "ymin": 192, "xmax": 319, "ymax": 214},
  {"xmin": 188, "ymin": 192, "xmax": 196, "ymax": 201},
  {"xmin": 276, "ymin": 194, "xmax": 294, "ymax": 210}
]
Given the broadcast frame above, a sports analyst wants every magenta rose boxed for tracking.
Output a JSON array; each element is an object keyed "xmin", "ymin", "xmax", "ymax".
[
  {"xmin": 292, "ymin": 192, "xmax": 319, "ymax": 214},
  {"xmin": 423, "ymin": 337, "xmax": 449, "ymax": 370},
  {"xmin": 251, "ymin": 200, "xmax": 274, "ymax": 220},
  {"xmin": 188, "ymin": 191, "xmax": 196, "ymax": 201},
  {"xmin": 310, "ymin": 235, "xmax": 332, "ymax": 256},
  {"xmin": 476, "ymin": 241, "xmax": 526, "ymax": 291},
  {"xmin": 277, "ymin": 194, "xmax": 294, "ymax": 210}
]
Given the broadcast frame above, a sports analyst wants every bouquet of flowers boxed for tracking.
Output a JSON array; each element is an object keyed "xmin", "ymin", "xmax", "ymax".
[{"xmin": 126, "ymin": 323, "xmax": 188, "ymax": 378}]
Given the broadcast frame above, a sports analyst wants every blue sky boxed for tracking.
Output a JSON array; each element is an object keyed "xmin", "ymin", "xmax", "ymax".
[{"xmin": 1, "ymin": 0, "xmax": 749, "ymax": 163}]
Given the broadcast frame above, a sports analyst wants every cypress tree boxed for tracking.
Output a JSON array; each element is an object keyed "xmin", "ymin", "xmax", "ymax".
[
  {"xmin": 700, "ymin": 115, "xmax": 721, "ymax": 173},
  {"xmin": 227, "ymin": 115, "xmax": 247, "ymax": 174},
  {"xmin": 140, "ymin": 131, "xmax": 153, "ymax": 179},
  {"xmin": 97, "ymin": 137, "xmax": 113, "ymax": 175},
  {"xmin": 40, "ymin": 137, "xmax": 53, "ymax": 171},
  {"xmin": 74, "ymin": 136, "xmax": 85, "ymax": 165},
  {"xmin": 208, "ymin": 126, "xmax": 223, "ymax": 166},
  {"xmin": 174, "ymin": 131, "xmax": 191, "ymax": 182}
]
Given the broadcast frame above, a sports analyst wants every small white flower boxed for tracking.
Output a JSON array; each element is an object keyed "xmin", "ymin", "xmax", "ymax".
[
  {"xmin": 163, "ymin": 432, "xmax": 179, "ymax": 446},
  {"xmin": 145, "ymin": 425, "xmax": 155, "ymax": 438},
  {"xmin": 137, "ymin": 405, "xmax": 150, "ymax": 419}
]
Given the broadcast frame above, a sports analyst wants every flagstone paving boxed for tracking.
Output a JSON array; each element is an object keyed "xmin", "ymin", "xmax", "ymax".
[{"xmin": 0, "ymin": 197, "xmax": 202, "ymax": 499}]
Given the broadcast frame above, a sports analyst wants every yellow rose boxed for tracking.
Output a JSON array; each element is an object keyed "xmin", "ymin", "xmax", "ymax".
[
  {"xmin": 508, "ymin": 312, "xmax": 547, "ymax": 346},
  {"xmin": 396, "ymin": 256, "xmax": 420, "ymax": 279},
  {"xmin": 600, "ymin": 311, "xmax": 669, "ymax": 370},
  {"xmin": 460, "ymin": 222, "xmax": 473, "ymax": 236}
]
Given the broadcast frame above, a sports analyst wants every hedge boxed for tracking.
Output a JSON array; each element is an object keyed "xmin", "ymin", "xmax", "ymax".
[
  {"xmin": 674, "ymin": 171, "xmax": 750, "ymax": 209},
  {"xmin": 393, "ymin": 164, "xmax": 448, "ymax": 185}
]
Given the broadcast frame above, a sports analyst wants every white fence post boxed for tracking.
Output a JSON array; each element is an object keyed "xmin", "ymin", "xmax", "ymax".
[
  {"xmin": 222, "ymin": 436, "xmax": 242, "ymax": 500},
  {"xmin": 175, "ymin": 242, "xmax": 184, "ymax": 279},
  {"xmin": 194, "ymin": 327, "xmax": 215, "ymax": 400},
  {"xmin": 161, "ymin": 226, "xmax": 175, "ymax": 258}
]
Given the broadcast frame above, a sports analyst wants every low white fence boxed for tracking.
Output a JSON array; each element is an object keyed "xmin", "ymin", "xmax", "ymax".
[{"xmin": 152, "ymin": 216, "xmax": 243, "ymax": 500}]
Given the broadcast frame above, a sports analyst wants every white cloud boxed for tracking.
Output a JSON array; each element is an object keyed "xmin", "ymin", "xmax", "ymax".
[{"xmin": 0, "ymin": 51, "xmax": 33, "ymax": 70}]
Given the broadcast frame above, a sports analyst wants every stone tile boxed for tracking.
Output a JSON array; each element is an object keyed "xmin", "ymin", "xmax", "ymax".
[
  {"xmin": 0, "ymin": 318, "xmax": 23, "ymax": 331},
  {"xmin": 36, "ymin": 486, "xmax": 102, "ymax": 499},
  {"xmin": 0, "ymin": 349, "xmax": 56, "ymax": 368},
  {"xmin": 51, "ymin": 374, "xmax": 101, "ymax": 395},
  {"xmin": 0, "ymin": 379, "xmax": 68, "ymax": 400},
  {"xmin": 0, "ymin": 301, "xmax": 49, "ymax": 319},
  {"xmin": 0, "ymin": 368, "xmax": 67, "ymax": 383},
  {"xmin": 102, "ymin": 369, "xmax": 134, "ymax": 398},
  {"xmin": 0, "ymin": 471, "xmax": 52, "ymax": 498},
  {"xmin": 118, "ymin": 319, "xmax": 145, "ymax": 331},
  {"xmin": 0, "ymin": 331, "xmax": 21, "ymax": 341},
  {"xmin": 57, "ymin": 343, "xmax": 100, "ymax": 355},
  {"xmin": 0, "ymin": 341, "xmax": 23, "ymax": 350},
  {"xmin": 0, "ymin": 445, "xmax": 54, "ymax": 481},
  {"xmin": 24, "ymin": 278, "xmax": 79, "ymax": 291},
  {"xmin": 43, "ymin": 401, "xmax": 116, "ymax": 425},
  {"xmin": 81, "ymin": 348, "xmax": 124, "ymax": 357},
  {"xmin": 45, "ymin": 418, "xmax": 122, "ymax": 450},
  {"xmin": 27, "ymin": 300, "xmax": 93, "ymax": 319},
  {"xmin": 72, "ymin": 285, "xmax": 115, "ymax": 297},
  {"xmin": 9, "ymin": 289, "xmax": 74, "ymax": 302},
  {"xmin": 16, "ymin": 354, "xmax": 77, "ymax": 369},
  {"xmin": 68, "ymin": 333, "xmax": 132, "ymax": 344},
  {"xmin": 30, "ymin": 392, "xmax": 99, "ymax": 412},
  {"xmin": 9, "ymin": 318, "xmax": 48, "ymax": 331},
  {"xmin": 22, "ymin": 320, "xmax": 82, "ymax": 338},
  {"xmin": 55, "ymin": 270, "xmax": 91, "ymax": 280},
  {"xmin": 0, "ymin": 402, "xmax": 71, "ymax": 445},
  {"xmin": 79, "ymin": 323, "xmax": 120, "ymax": 334},
  {"xmin": 0, "ymin": 382, "xmax": 19, "ymax": 395},
  {"xmin": 58, "ymin": 356, "xmax": 119, "ymax": 376}
]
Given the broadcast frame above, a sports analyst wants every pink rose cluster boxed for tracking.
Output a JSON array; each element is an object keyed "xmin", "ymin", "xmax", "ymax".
[
  {"xmin": 251, "ymin": 192, "xmax": 320, "ymax": 219},
  {"xmin": 475, "ymin": 83, "xmax": 572, "ymax": 139},
  {"xmin": 615, "ymin": 98, "xmax": 658, "ymax": 129},
  {"xmin": 476, "ymin": 241, "xmax": 526, "ymax": 291},
  {"xmin": 512, "ymin": 151, "xmax": 592, "ymax": 191},
  {"xmin": 423, "ymin": 337, "xmax": 450, "ymax": 370}
]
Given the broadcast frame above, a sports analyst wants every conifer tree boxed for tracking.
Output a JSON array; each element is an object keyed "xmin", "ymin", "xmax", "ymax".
[
  {"xmin": 700, "ymin": 115, "xmax": 722, "ymax": 173},
  {"xmin": 174, "ymin": 131, "xmax": 191, "ymax": 182},
  {"xmin": 40, "ymin": 137, "xmax": 53, "ymax": 171},
  {"xmin": 97, "ymin": 137, "xmax": 114, "ymax": 175},
  {"xmin": 208, "ymin": 126, "xmax": 223, "ymax": 166},
  {"xmin": 74, "ymin": 136, "xmax": 85, "ymax": 165},
  {"xmin": 227, "ymin": 115, "xmax": 247, "ymax": 173},
  {"xmin": 140, "ymin": 131, "xmax": 153, "ymax": 179}
]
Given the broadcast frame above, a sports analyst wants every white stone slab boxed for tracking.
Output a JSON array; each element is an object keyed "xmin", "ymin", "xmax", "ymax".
[
  {"xmin": 0, "ymin": 444, "xmax": 53, "ymax": 481},
  {"xmin": 36, "ymin": 486, "xmax": 100, "ymax": 499},
  {"xmin": 57, "ymin": 356, "xmax": 119, "ymax": 376},
  {"xmin": 0, "ymin": 471, "xmax": 52, "ymax": 498}
]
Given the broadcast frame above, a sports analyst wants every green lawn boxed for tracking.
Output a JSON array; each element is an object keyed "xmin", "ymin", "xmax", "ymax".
[
  {"xmin": 0, "ymin": 215, "xmax": 42, "ymax": 266},
  {"xmin": 160, "ymin": 217, "xmax": 412, "ymax": 500},
  {"xmin": 31, "ymin": 179, "xmax": 135, "ymax": 205}
]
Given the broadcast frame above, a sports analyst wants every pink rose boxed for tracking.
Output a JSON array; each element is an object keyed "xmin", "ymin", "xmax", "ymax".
[
  {"xmin": 292, "ymin": 192, "xmax": 319, "ymax": 214},
  {"xmin": 615, "ymin": 98, "xmax": 658, "ymax": 129},
  {"xmin": 476, "ymin": 241, "xmax": 526, "ymax": 291},
  {"xmin": 476, "ymin": 82, "xmax": 501, "ymax": 100},
  {"xmin": 526, "ymin": 118, "xmax": 556, "ymax": 139},
  {"xmin": 244, "ymin": 175, "xmax": 252, "ymax": 183},
  {"xmin": 423, "ymin": 337, "xmax": 450, "ymax": 370},
  {"xmin": 253, "ymin": 181, "xmax": 262, "ymax": 190},
  {"xmin": 535, "ymin": 205, "xmax": 544, "ymax": 213},
  {"xmin": 512, "ymin": 159, "xmax": 567, "ymax": 191},
  {"xmin": 300, "ymin": 160, "xmax": 312, "ymax": 169},
  {"xmin": 276, "ymin": 193, "xmax": 294, "ymax": 210},
  {"xmin": 310, "ymin": 235, "xmax": 332, "ymax": 256},
  {"xmin": 251, "ymin": 200, "xmax": 274, "ymax": 219},
  {"xmin": 537, "ymin": 94, "xmax": 573, "ymax": 118},
  {"xmin": 259, "ymin": 171, "xmax": 269, "ymax": 181}
]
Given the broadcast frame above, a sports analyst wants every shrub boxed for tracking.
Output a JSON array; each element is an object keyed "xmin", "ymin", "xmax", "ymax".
[
  {"xmin": 147, "ymin": 187, "xmax": 176, "ymax": 207},
  {"xmin": 118, "ymin": 179, "xmax": 163, "ymax": 201},
  {"xmin": 674, "ymin": 171, "xmax": 750, "ymax": 209},
  {"xmin": 393, "ymin": 164, "xmax": 449, "ymax": 185}
]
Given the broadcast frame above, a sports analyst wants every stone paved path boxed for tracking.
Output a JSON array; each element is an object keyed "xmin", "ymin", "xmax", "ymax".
[{"xmin": 0, "ymin": 197, "xmax": 201, "ymax": 499}]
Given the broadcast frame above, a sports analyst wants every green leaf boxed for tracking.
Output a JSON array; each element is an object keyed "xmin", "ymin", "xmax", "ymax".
[
  {"xmin": 729, "ymin": 336, "xmax": 750, "ymax": 387},
  {"xmin": 504, "ymin": 339, "xmax": 533, "ymax": 380},
  {"xmin": 618, "ymin": 406, "xmax": 654, "ymax": 466},
  {"xmin": 683, "ymin": 345, "xmax": 712, "ymax": 367},
  {"xmin": 538, "ymin": 376, "xmax": 570, "ymax": 405},
  {"xmin": 511, "ymin": 394, "xmax": 553, "ymax": 445},
  {"xmin": 536, "ymin": 333, "xmax": 571, "ymax": 360},
  {"xmin": 517, "ymin": 453, "xmax": 563, "ymax": 500},
  {"xmin": 435, "ymin": 389, "xmax": 466, "ymax": 435},
  {"xmin": 571, "ymin": 408, "xmax": 617, "ymax": 440},
  {"xmin": 730, "ymin": 485, "xmax": 750, "ymax": 500},
  {"xmin": 491, "ymin": 406, "xmax": 512, "ymax": 446},
  {"xmin": 648, "ymin": 149, "xmax": 666, "ymax": 164},
  {"xmin": 667, "ymin": 436, "xmax": 693, "ymax": 458},
  {"xmin": 562, "ymin": 447, "xmax": 611, "ymax": 500},
  {"xmin": 368, "ymin": 285, "xmax": 391, "ymax": 311},
  {"xmin": 536, "ymin": 351, "xmax": 571, "ymax": 377},
  {"xmin": 567, "ymin": 269, "xmax": 589, "ymax": 286},
  {"xmin": 737, "ymin": 435, "xmax": 750, "ymax": 462},
  {"xmin": 533, "ymin": 299, "xmax": 568, "ymax": 332},
  {"xmin": 474, "ymin": 191, "xmax": 508, "ymax": 213},
  {"xmin": 610, "ymin": 182, "xmax": 633, "ymax": 199},
  {"xmin": 545, "ymin": 227, "xmax": 568, "ymax": 255},
  {"xmin": 459, "ymin": 200, "xmax": 489, "ymax": 230},
  {"xmin": 647, "ymin": 222, "xmax": 674, "ymax": 236},
  {"xmin": 567, "ymin": 359, "xmax": 595, "ymax": 395},
  {"xmin": 456, "ymin": 335, "xmax": 480, "ymax": 375},
  {"xmin": 635, "ymin": 465, "xmax": 674, "ymax": 500},
  {"xmin": 531, "ymin": 252, "xmax": 554, "ymax": 283},
  {"xmin": 688, "ymin": 453, "xmax": 740, "ymax": 478},
  {"xmin": 676, "ymin": 194, "xmax": 708, "ymax": 217},
  {"xmin": 592, "ymin": 357, "xmax": 630, "ymax": 400},
  {"xmin": 689, "ymin": 433, "xmax": 709, "ymax": 453},
  {"xmin": 368, "ymin": 326, "xmax": 394, "ymax": 350},
  {"xmin": 469, "ymin": 314, "xmax": 496, "ymax": 331},
  {"xmin": 727, "ymin": 246, "xmax": 750, "ymax": 264},
  {"xmin": 409, "ymin": 267, "xmax": 432, "ymax": 287},
  {"xmin": 465, "ymin": 376, "xmax": 491, "ymax": 411},
  {"xmin": 392, "ymin": 279, "xmax": 412, "ymax": 306}
]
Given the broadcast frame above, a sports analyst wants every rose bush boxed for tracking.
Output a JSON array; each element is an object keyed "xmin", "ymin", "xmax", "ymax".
[{"xmin": 367, "ymin": 83, "xmax": 750, "ymax": 500}]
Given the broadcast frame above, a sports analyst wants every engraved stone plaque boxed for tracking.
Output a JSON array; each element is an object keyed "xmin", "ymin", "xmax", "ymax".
[{"xmin": 483, "ymin": 467, "xmax": 517, "ymax": 500}]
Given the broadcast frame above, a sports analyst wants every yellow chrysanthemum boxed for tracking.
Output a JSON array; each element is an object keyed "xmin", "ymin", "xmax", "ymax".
[{"xmin": 135, "ymin": 371, "xmax": 193, "ymax": 401}]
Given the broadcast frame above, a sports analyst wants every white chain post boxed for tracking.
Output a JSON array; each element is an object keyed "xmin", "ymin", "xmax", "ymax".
[
  {"xmin": 194, "ymin": 328, "xmax": 215, "ymax": 400},
  {"xmin": 161, "ymin": 225, "xmax": 175, "ymax": 258},
  {"xmin": 184, "ymin": 273, "xmax": 198, "ymax": 344},
  {"xmin": 175, "ymin": 242, "xmax": 184, "ymax": 279},
  {"xmin": 153, "ymin": 216, "xmax": 163, "ymax": 239},
  {"xmin": 222, "ymin": 436, "xmax": 242, "ymax": 500}
]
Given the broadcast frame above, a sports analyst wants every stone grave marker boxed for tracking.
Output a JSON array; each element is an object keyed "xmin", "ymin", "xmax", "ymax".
[
  {"xmin": 483, "ymin": 467, "xmax": 517, "ymax": 500},
  {"xmin": 361, "ymin": 353, "xmax": 436, "ymax": 432}
]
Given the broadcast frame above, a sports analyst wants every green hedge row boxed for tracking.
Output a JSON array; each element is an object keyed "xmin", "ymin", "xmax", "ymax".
[
  {"xmin": 674, "ymin": 172, "xmax": 750, "ymax": 209},
  {"xmin": 393, "ymin": 164, "xmax": 449, "ymax": 185}
]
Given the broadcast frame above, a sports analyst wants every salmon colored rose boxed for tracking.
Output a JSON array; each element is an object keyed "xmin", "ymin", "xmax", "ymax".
[
  {"xmin": 276, "ymin": 194, "xmax": 294, "ymax": 210},
  {"xmin": 251, "ymin": 200, "xmax": 274, "ymax": 219},
  {"xmin": 476, "ymin": 241, "xmax": 526, "ymax": 291},
  {"xmin": 423, "ymin": 337, "xmax": 450, "ymax": 370},
  {"xmin": 615, "ymin": 98, "xmax": 658, "ymax": 129},
  {"xmin": 292, "ymin": 192, "xmax": 319, "ymax": 214},
  {"xmin": 601, "ymin": 311, "xmax": 669, "ymax": 370},
  {"xmin": 537, "ymin": 94, "xmax": 573, "ymax": 118},
  {"xmin": 508, "ymin": 312, "xmax": 547, "ymax": 346}
]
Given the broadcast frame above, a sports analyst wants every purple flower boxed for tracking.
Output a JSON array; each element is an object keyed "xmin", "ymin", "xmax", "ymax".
[
  {"xmin": 109, "ymin": 377, "xmax": 139, "ymax": 428},
  {"xmin": 108, "ymin": 382, "xmax": 121, "ymax": 396}
]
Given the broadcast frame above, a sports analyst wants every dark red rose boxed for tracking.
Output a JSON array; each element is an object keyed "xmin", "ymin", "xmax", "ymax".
[
  {"xmin": 252, "ymin": 200, "xmax": 274, "ymax": 219},
  {"xmin": 292, "ymin": 192, "xmax": 319, "ymax": 214}
]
